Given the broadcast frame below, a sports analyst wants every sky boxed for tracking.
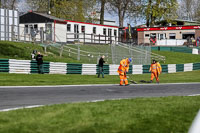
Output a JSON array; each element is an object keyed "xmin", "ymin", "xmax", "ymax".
[{"xmin": 16, "ymin": 0, "xmax": 146, "ymax": 27}]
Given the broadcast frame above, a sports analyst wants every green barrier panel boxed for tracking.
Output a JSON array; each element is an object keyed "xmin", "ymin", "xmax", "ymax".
[
  {"xmin": 96, "ymin": 64, "xmax": 109, "ymax": 75},
  {"xmin": 171, "ymin": 47, "xmax": 192, "ymax": 53},
  {"xmin": 193, "ymin": 63, "xmax": 200, "ymax": 70},
  {"xmin": 176, "ymin": 64, "xmax": 184, "ymax": 72},
  {"xmin": 161, "ymin": 65, "xmax": 168, "ymax": 73},
  {"xmin": 160, "ymin": 47, "xmax": 171, "ymax": 51},
  {"xmin": 143, "ymin": 65, "xmax": 150, "ymax": 74},
  {"xmin": 0, "ymin": 59, "xmax": 9, "ymax": 72},
  {"xmin": 31, "ymin": 60, "xmax": 50, "ymax": 74},
  {"xmin": 127, "ymin": 65, "xmax": 132, "ymax": 74},
  {"xmin": 151, "ymin": 47, "xmax": 158, "ymax": 51},
  {"xmin": 67, "ymin": 63, "xmax": 82, "ymax": 74}
]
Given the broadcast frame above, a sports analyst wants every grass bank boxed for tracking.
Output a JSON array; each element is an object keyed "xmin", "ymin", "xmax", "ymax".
[
  {"xmin": 0, "ymin": 70, "xmax": 200, "ymax": 86},
  {"xmin": 153, "ymin": 51, "xmax": 200, "ymax": 64},
  {"xmin": 0, "ymin": 96, "xmax": 199, "ymax": 133},
  {"xmin": 1, "ymin": 41, "xmax": 200, "ymax": 64}
]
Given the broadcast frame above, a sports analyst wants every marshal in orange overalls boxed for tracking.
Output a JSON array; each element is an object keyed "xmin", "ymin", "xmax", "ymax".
[
  {"xmin": 117, "ymin": 58, "xmax": 131, "ymax": 86},
  {"xmin": 149, "ymin": 60, "xmax": 159, "ymax": 83}
]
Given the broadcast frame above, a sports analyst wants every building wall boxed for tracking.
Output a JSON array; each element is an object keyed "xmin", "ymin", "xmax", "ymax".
[
  {"xmin": 0, "ymin": 8, "xmax": 19, "ymax": 41},
  {"xmin": 138, "ymin": 29, "xmax": 196, "ymax": 45},
  {"xmin": 138, "ymin": 31, "xmax": 144, "ymax": 44},
  {"xmin": 54, "ymin": 23, "xmax": 67, "ymax": 42},
  {"xmin": 66, "ymin": 21, "xmax": 119, "ymax": 44}
]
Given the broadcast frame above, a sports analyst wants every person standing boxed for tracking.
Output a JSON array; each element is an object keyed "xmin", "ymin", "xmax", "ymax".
[
  {"xmin": 98, "ymin": 55, "xmax": 105, "ymax": 78},
  {"xmin": 149, "ymin": 59, "xmax": 159, "ymax": 83},
  {"xmin": 156, "ymin": 61, "xmax": 162, "ymax": 78},
  {"xmin": 36, "ymin": 52, "xmax": 44, "ymax": 74},
  {"xmin": 117, "ymin": 58, "xmax": 132, "ymax": 86}
]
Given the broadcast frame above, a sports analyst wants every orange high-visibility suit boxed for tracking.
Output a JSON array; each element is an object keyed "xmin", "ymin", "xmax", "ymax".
[
  {"xmin": 157, "ymin": 62, "xmax": 162, "ymax": 75},
  {"xmin": 149, "ymin": 63, "xmax": 159, "ymax": 82},
  {"xmin": 117, "ymin": 58, "xmax": 130, "ymax": 85}
]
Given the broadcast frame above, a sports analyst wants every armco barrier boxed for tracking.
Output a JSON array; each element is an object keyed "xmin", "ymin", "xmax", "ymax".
[
  {"xmin": 0, "ymin": 59, "xmax": 9, "ymax": 72},
  {"xmin": 152, "ymin": 46, "xmax": 193, "ymax": 53},
  {"xmin": 0, "ymin": 59, "xmax": 200, "ymax": 75}
]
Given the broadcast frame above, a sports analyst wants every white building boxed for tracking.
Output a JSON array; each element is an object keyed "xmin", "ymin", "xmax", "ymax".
[{"xmin": 19, "ymin": 12, "xmax": 119, "ymax": 44}]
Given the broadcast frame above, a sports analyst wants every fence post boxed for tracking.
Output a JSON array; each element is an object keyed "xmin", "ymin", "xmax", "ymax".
[
  {"xmin": 40, "ymin": 27, "xmax": 44, "ymax": 43},
  {"xmin": 77, "ymin": 44, "xmax": 80, "ymax": 60},
  {"xmin": 69, "ymin": 49, "xmax": 71, "ymax": 57},
  {"xmin": 60, "ymin": 44, "xmax": 64, "ymax": 57},
  {"xmin": 84, "ymin": 33, "xmax": 85, "ymax": 44},
  {"xmin": 99, "ymin": 34, "xmax": 100, "ymax": 44},
  {"xmin": 91, "ymin": 34, "xmax": 93, "ymax": 43},
  {"xmin": 105, "ymin": 35, "xmax": 106, "ymax": 44},
  {"xmin": 11, "ymin": 25, "xmax": 14, "ymax": 41}
]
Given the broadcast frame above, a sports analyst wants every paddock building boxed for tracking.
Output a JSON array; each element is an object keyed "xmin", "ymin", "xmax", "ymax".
[
  {"xmin": 19, "ymin": 12, "xmax": 119, "ymax": 44},
  {"xmin": 137, "ymin": 26, "xmax": 200, "ymax": 46}
]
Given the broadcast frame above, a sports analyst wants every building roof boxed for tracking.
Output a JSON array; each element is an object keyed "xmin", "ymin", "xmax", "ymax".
[
  {"xmin": 20, "ymin": 11, "xmax": 67, "ymax": 24},
  {"xmin": 20, "ymin": 11, "xmax": 118, "ymax": 28}
]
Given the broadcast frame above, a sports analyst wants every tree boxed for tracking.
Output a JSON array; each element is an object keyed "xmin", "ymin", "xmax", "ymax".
[
  {"xmin": 1, "ymin": 0, "xmax": 17, "ymax": 9},
  {"xmin": 144, "ymin": 0, "xmax": 178, "ymax": 27},
  {"xmin": 100, "ymin": 0, "xmax": 106, "ymax": 24}
]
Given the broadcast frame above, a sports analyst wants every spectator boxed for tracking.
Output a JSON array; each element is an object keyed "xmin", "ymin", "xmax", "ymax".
[
  {"xmin": 196, "ymin": 36, "xmax": 200, "ymax": 47},
  {"xmin": 98, "ymin": 55, "xmax": 105, "ymax": 78},
  {"xmin": 31, "ymin": 50, "xmax": 37, "ymax": 60},
  {"xmin": 36, "ymin": 52, "xmax": 44, "ymax": 74}
]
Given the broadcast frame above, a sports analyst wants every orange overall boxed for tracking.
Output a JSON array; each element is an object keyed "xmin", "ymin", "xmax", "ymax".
[
  {"xmin": 157, "ymin": 62, "xmax": 162, "ymax": 76},
  {"xmin": 149, "ymin": 63, "xmax": 159, "ymax": 82},
  {"xmin": 117, "ymin": 58, "xmax": 130, "ymax": 85}
]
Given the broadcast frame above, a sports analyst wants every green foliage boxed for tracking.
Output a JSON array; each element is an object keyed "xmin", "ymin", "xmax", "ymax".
[
  {"xmin": 0, "ymin": 96, "xmax": 200, "ymax": 133},
  {"xmin": 144, "ymin": 0, "xmax": 178, "ymax": 26}
]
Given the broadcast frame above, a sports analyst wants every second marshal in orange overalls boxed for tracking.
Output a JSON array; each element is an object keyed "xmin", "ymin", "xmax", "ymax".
[
  {"xmin": 117, "ymin": 58, "xmax": 132, "ymax": 86},
  {"xmin": 149, "ymin": 59, "xmax": 159, "ymax": 83}
]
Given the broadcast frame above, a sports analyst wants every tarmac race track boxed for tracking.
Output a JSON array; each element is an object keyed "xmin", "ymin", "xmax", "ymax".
[{"xmin": 0, "ymin": 83, "xmax": 200, "ymax": 110}]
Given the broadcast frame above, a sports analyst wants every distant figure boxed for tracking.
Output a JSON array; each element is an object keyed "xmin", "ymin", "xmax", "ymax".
[
  {"xmin": 156, "ymin": 61, "xmax": 162, "ymax": 79},
  {"xmin": 30, "ymin": 29, "xmax": 37, "ymax": 43},
  {"xmin": 36, "ymin": 52, "xmax": 44, "ymax": 74},
  {"xmin": 98, "ymin": 55, "xmax": 105, "ymax": 78},
  {"xmin": 196, "ymin": 36, "xmax": 200, "ymax": 47},
  {"xmin": 31, "ymin": 50, "xmax": 37, "ymax": 60},
  {"xmin": 149, "ymin": 59, "xmax": 159, "ymax": 83},
  {"xmin": 117, "ymin": 58, "xmax": 132, "ymax": 86}
]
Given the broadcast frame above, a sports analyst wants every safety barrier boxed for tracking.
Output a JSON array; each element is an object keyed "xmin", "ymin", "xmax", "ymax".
[
  {"xmin": 1, "ymin": 59, "xmax": 200, "ymax": 75},
  {"xmin": 152, "ymin": 46, "xmax": 193, "ymax": 53}
]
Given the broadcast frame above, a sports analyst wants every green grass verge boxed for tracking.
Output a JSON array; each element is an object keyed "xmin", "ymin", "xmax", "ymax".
[
  {"xmin": 0, "ymin": 70, "xmax": 200, "ymax": 86},
  {"xmin": 1, "ymin": 41, "xmax": 200, "ymax": 64},
  {"xmin": 0, "ymin": 96, "xmax": 199, "ymax": 133},
  {"xmin": 153, "ymin": 51, "xmax": 200, "ymax": 64}
]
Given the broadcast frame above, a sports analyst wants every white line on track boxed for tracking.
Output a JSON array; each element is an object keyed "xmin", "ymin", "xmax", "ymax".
[
  {"xmin": 188, "ymin": 94, "xmax": 200, "ymax": 96},
  {"xmin": 0, "ymin": 105, "xmax": 44, "ymax": 112},
  {"xmin": 0, "ymin": 82, "xmax": 200, "ymax": 88}
]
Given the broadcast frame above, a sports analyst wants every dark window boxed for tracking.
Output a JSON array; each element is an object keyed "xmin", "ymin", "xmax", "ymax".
[
  {"xmin": 145, "ymin": 34, "xmax": 149, "ymax": 37},
  {"xmin": 34, "ymin": 24, "xmax": 38, "ymax": 31},
  {"xmin": 103, "ymin": 28, "xmax": 106, "ymax": 35},
  {"xmin": 108, "ymin": 29, "xmax": 112, "ymax": 36},
  {"xmin": 67, "ymin": 24, "xmax": 71, "ymax": 32},
  {"xmin": 93, "ymin": 27, "xmax": 96, "ymax": 34},
  {"xmin": 169, "ymin": 33, "xmax": 176, "ymax": 39},
  {"xmin": 81, "ymin": 26, "xmax": 85, "ymax": 33},
  {"xmin": 25, "ymin": 25, "xmax": 28, "ymax": 34},
  {"xmin": 150, "ymin": 33, "xmax": 156, "ymax": 38},
  {"xmin": 114, "ymin": 30, "xmax": 117, "ymax": 36},
  {"xmin": 182, "ymin": 33, "xmax": 195, "ymax": 39}
]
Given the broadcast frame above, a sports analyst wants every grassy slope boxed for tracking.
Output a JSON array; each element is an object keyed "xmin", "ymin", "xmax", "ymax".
[
  {"xmin": 1, "ymin": 41, "xmax": 200, "ymax": 64},
  {"xmin": 0, "ymin": 96, "xmax": 199, "ymax": 133},
  {"xmin": 0, "ymin": 70, "xmax": 200, "ymax": 86},
  {"xmin": 153, "ymin": 51, "xmax": 200, "ymax": 64}
]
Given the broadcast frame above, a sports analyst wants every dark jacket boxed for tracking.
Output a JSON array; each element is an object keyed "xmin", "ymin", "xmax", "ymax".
[
  {"xmin": 36, "ymin": 54, "xmax": 43, "ymax": 65},
  {"xmin": 98, "ymin": 57, "xmax": 105, "ymax": 67}
]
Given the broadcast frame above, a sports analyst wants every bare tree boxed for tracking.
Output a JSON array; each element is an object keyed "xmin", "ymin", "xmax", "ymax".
[
  {"xmin": 100, "ymin": 0, "xmax": 106, "ymax": 24},
  {"xmin": 1, "ymin": 0, "xmax": 17, "ymax": 9}
]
